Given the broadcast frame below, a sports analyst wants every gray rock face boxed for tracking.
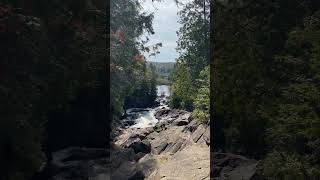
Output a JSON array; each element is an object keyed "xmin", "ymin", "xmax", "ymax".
[
  {"xmin": 151, "ymin": 140, "xmax": 169, "ymax": 155},
  {"xmin": 111, "ymin": 109, "xmax": 211, "ymax": 180},
  {"xmin": 42, "ymin": 107, "xmax": 258, "ymax": 180},
  {"xmin": 154, "ymin": 109, "xmax": 188, "ymax": 120},
  {"xmin": 148, "ymin": 145, "xmax": 210, "ymax": 180},
  {"xmin": 192, "ymin": 124, "xmax": 208, "ymax": 143},
  {"xmin": 183, "ymin": 119, "xmax": 200, "ymax": 133}
]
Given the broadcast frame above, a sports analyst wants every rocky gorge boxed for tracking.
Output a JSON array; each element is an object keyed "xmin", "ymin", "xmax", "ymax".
[
  {"xmin": 32, "ymin": 86, "xmax": 261, "ymax": 180},
  {"xmin": 110, "ymin": 107, "xmax": 211, "ymax": 180}
]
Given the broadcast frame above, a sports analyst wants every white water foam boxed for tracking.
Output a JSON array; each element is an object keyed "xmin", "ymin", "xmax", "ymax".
[
  {"xmin": 157, "ymin": 85, "xmax": 171, "ymax": 96},
  {"xmin": 131, "ymin": 108, "xmax": 158, "ymax": 128},
  {"xmin": 124, "ymin": 85, "xmax": 171, "ymax": 129}
]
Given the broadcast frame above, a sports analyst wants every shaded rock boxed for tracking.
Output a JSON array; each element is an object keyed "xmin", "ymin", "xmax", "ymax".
[
  {"xmin": 123, "ymin": 137, "xmax": 141, "ymax": 148},
  {"xmin": 202, "ymin": 126, "xmax": 210, "ymax": 145},
  {"xmin": 153, "ymin": 121, "xmax": 168, "ymax": 130},
  {"xmin": 129, "ymin": 140, "xmax": 151, "ymax": 154},
  {"xmin": 212, "ymin": 153, "xmax": 258, "ymax": 180},
  {"xmin": 47, "ymin": 147, "xmax": 109, "ymax": 180},
  {"xmin": 52, "ymin": 148, "xmax": 108, "ymax": 167},
  {"xmin": 197, "ymin": 126, "xmax": 210, "ymax": 145},
  {"xmin": 111, "ymin": 161, "xmax": 138, "ymax": 180},
  {"xmin": 137, "ymin": 154, "xmax": 158, "ymax": 177},
  {"xmin": 111, "ymin": 154, "xmax": 157, "ymax": 180},
  {"xmin": 154, "ymin": 109, "xmax": 170, "ymax": 119},
  {"xmin": 134, "ymin": 152, "xmax": 146, "ymax": 161},
  {"xmin": 111, "ymin": 148, "xmax": 135, "ymax": 169},
  {"xmin": 183, "ymin": 120, "xmax": 200, "ymax": 133},
  {"xmin": 128, "ymin": 171, "xmax": 145, "ymax": 180},
  {"xmin": 173, "ymin": 119, "xmax": 189, "ymax": 126},
  {"xmin": 228, "ymin": 163, "xmax": 258, "ymax": 180}
]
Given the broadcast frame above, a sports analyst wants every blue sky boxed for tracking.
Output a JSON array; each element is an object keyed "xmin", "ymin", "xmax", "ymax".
[{"xmin": 141, "ymin": 0, "xmax": 189, "ymax": 62}]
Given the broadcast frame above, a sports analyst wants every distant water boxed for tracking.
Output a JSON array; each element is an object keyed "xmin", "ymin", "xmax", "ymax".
[
  {"xmin": 157, "ymin": 85, "xmax": 171, "ymax": 97},
  {"xmin": 125, "ymin": 85, "xmax": 171, "ymax": 129}
]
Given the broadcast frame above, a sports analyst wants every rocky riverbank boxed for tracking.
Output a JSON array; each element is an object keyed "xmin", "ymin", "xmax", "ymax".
[
  {"xmin": 110, "ymin": 108, "xmax": 210, "ymax": 180},
  {"xmin": 32, "ymin": 107, "xmax": 262, "ymax": 180},
  {"xmin": 108, "ymin": 106, "xmax": 261, "ymax": 180}
]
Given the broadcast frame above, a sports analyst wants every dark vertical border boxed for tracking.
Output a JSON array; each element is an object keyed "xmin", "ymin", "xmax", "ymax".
[
  {"xmin": 210, "ymin": 0, "xmax": 214, "ymax": 178},
  {"xmin": 106, "ymin": 0, "xmax": 111, "ymax": 151}
]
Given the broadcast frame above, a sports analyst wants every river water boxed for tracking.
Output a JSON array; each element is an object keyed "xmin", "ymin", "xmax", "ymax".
[
  {"xmin": 124, "ymin": 85, "xmax": 170, "ymax": 129},
  {"xmin": 157, "ymin": 85, "xmax": 171, "ymax": 97}
]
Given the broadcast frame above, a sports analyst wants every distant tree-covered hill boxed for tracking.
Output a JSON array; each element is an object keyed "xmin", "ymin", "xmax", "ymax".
[
  {"xmin": 147, "ymin": 61, "xmax": 175, "ymax": 85},
  {"xmin": 147, "ymin": 61, "xmax": 175, "ymax": 76}
]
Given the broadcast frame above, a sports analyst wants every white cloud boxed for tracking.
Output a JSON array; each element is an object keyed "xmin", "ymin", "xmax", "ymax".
[{"xmin": 141, "ymin": 0, "xmax": 191, "ymax": 62}]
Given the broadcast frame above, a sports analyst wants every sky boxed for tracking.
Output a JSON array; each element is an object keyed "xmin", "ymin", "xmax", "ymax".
[{"xmin": 141, "ymin": 0, "xmax": 189, "ymax": 63}]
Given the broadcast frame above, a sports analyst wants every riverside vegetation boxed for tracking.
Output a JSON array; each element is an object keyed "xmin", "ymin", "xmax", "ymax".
[
  {"xmin": 213, "ymin": 0, "xmax": 320, "ymax": 179},
  {"xmin": 2, "ymin": 0, "xmax": 318, "ymax": 179},
  {"xmin": 110, "ymin": 0, "xmax": 211, "ymax": 179},
  {"xmin": 1, "ymin": 1, "xmax": 108, "ymax": 180},
  {"xmin": 0, "ymin": 0, "xmax": 210, "ymax": 179}
]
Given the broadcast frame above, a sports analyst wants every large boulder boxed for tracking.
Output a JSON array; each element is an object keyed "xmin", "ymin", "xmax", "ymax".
[
  {"xmin": 173, "ymin": 119, "xmax": 189, "ymax": 126},
  {"xmin": 164, "ymin": 137, "xmax": 186, "ymax": 155},
  {"xmin": 172, "ymin": 113, "xmax": 191, "ymax": 126},
  {"xmin": 192, "ymin": 124, "xmax": 208, "ymax": 143},
  {"xmin": 196, "ymin": 125, "xmax": 210, "ymax": 145},
  {"xmin": 151, "ymin": 140, "xmax": 169, "ymax": 155},
  {"xmin": 212, "ymin": 153, "xmax": 258, "ymax": 180},
  {"xmin": 129, "ymin": 140, "xmax": 151, "ymax": 154},
  {"xmin": 51, "ymin": 147, "xmax": 108, "ymax": 167},
  {"xmin": 45, "ymin": 147, "xmax": 109, "ymax": 180},
  {"xmin": 111, "ymin": 154, "xmax": 157, "ymax": 180},
  {"xmin": 110, "ymin": 147, "xmax": 135, "ymax": 169},
  {"xmin": 183, "ymin": 120, "xmax": 200, "ymax": 133},
  {"xmin": 111, "ymin": 161, "xmax": 139, "ymax": 180},
  {"xmin": 154, "ymin": 109, "xmax": 170, "ymax": 119}
]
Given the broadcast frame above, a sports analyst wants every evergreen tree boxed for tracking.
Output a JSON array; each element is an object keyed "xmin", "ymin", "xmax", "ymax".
[{"xmin": 170, "ymin": 0, "xmax": 210, "ymax": 114}]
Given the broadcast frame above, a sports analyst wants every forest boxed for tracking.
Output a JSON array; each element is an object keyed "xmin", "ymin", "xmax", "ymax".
[
  {"xmin": 170, "ymin": 0, "xmax": 210, "ymax": 123},
  {"xmin": 213, "ymin": 0, "xmax": 320, "ymax": 179},
  {"xmin": 1, "ymin": 0, "xmax": 108, "ymax": 179},
  {"xmin": 1, "ymin": 0, "xmax": 319, "ymax": 179}
]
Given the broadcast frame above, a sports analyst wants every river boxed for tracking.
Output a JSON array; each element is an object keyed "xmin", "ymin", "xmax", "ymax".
[{"xmin": 124, "ymin": 85, "xmax": 170, "ymax": 129}]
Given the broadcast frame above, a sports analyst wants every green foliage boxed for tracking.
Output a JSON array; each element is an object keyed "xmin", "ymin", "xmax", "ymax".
[
  {"xmin": 170, "ymin": 0, "xmax": 210, "ymax": 114},
  {"xmin": 263, "ymin": 11, "xmax": 320, "ymax": 178},
  {"xmin": 213, "ymin": 0, "xmax": 320, "ymax": 176},
  {"xmin": 263, "ymin": 151, "xmax": 320, "ymax": 180},
  {"xmin": 110, "ymin": 0, "xmax": 159, "ymax": 120},
  {"xmin": 0, "ymin": 0, "xmax": 107, "ymax": 179},
  {"xmin": 171, "ymin": 62, "xmax": 195, "ymax": 111},
  {"xmin": 124, "ymin": 66, "xmax": 158, "ymax": 108},
  {"xmin": 192, "ymin": 66, "xmax": 210, "ymax": 123}
]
